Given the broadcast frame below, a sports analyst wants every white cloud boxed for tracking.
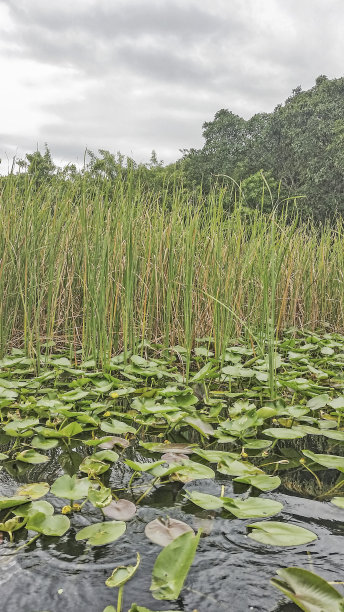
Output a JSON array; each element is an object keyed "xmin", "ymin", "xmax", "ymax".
[{"xmin": 0, "ymin": 0, "xmax": 343, "ymax": 169}]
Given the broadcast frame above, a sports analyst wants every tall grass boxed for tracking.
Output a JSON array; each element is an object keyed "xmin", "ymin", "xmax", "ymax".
[{"xmin": 1, "ymin": 173, "xmax": 344, "ymax": 362}]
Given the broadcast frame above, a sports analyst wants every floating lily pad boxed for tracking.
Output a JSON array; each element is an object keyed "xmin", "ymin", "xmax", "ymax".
[
  {"xmin": 27, "ymin": 512, "xmax": 70, "ymax": 536},
  {"xmin": 102, "ymin": 499, "xmax": 137, "ymax": 521},
  {"xmin": 247, "ymin": 521, "xmax": 317, "ymax": 546},
  {"xmin": 75, "ymin": 520, "xmax": 126, "ymax": 546},
  {"xmin": 145, "ymin": 517, "xmax": 194, "ymax": 547},
  {"xmin": 51, "ymin": 474, "xmax": 90, "ymax": 501}
]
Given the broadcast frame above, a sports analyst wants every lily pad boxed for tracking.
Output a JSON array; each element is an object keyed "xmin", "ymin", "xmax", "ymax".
[
  {"xmin": 105, "ymin": 552, "xmax": 140, "ymax": 588},
  {"xmin": 27, "ymin": 512, "xmax": 70, "ymax": 536},
  {"xmin": 145, "ymin": 517, "xmax": 194, "ymax": 547},
  {"xmin": 51, "ymin": 474, "xmax": 90, "ymax": 501},
  {"xmin": 102, "ymin": 499, "xmax": 137, "ymax": 521},
  {"xmin": 247, "ymin": 521, "xmax": 317, "ymax": 546},
  {"xmin": 271, "ymin": 567, "xmax": 344, "ymax": 612},
  {"xmin": 75, "ymin": 520, "xmax": 126, "ymax": 546}
]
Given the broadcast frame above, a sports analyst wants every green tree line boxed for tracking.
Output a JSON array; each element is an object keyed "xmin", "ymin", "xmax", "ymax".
[{"xmin": 1, "ymin": 75, "xmax": 343, "ymax": 220}]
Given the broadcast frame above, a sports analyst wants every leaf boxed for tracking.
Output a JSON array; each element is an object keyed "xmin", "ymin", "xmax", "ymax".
[
  {"xmin": 92, "ymin": 449, "xmax": 119, "ymax": 462},
  {"xmin": 101, "ymin": 419, "xmax": 136, "ymax": 435},
  {"xmin": 88, "ymin": 485, "xmax": 112, "ymax": 508},
  {"xmin": 271, "ymin": 567, "xmax": 344, "ymax": 612},
  {"xmin": 59, "ymin": 422, "xmax": 84, "ymax": 437},
  {"xmin": 13, "ymin": 500, "xmax": 54, "ymax": 518},
  {"xmin": 306, "ymin": 394, "xmax": 330, "ymax": 410},
  {"xmin": 51, "ymin": 474, "xmax": 90, "ymax": 501},
  {"xmin": 150, "ymin": 530, "xmax": 201, "ymax": 600},
  {"xmin": 185, "ymin": 490, "xmax": 223, "ymax": 510},
  {"xmin": 328, "ymin": 396, "xmax": 344, "ymax": 410},
  {"xmin": 31, "ymin": 436, "xmax": 59, "ymax": 450},
  {"xmin": 16, "ymin": 449, "xmax": 50, "ymax": 464},
  {"xmin": 79, "ymin": 456, "xmax": 109, "ymax": 475},
  {"xmin": 263, "ymin": 428, "xmax": 306, "ymax": 439},
  {"xmin": 60, "ymin": 389, "xmax": 89, "ymax": 401},
  {"xmin": 105, "ymin": 552, "xmax": 140, "ymax": 588},
  {"xmin": 247, "ymin": 521, "xmax": 317, "ymax": 546},
  {"xmin": 139, "ymin": 442, "xmax": 196, "ymax": 454},
  {"xmin": 171, "ymin": 460, "xmax": 215, "ymax": 483},
  {"xmin": 183, "ymin": 417, "xmax": 214, "ymax": 437},
  {"xmin": 145, "ymin": 517, "xmax": 194, "ymax": 546},
  {"xmin": 99, "ymin": 436, "xmax": 130, "ymax": 449},
  {"xmin": 0, "ymin": 495, "xmax": 31, "ymax": 510},
  {"xmin": 302, "ymin": 450, "xmax": 344, "ymax": 472},
  {"xmin": 27, "ymin": 512, "xmax": 70, "ymax": 536},
  {"xmin": 234, "ymin": 474, "xmax": 281, "ymax": 491},
  {"xmin": 16, "ymin": 482, "xmax": 50, "ymax": 499},
  {"xmin": 75, "ymin": 520, "xmax": 126, "ymax": 546},
  {"xmin": 102, "ymin": 499, "xmax": 137, "ymax": 521},
  {"xmin": 128, "ymin": 606, "xmax": 177, "ymax": 612},
  {"xmin": 193, "ymin": 448, "xmax": 240, "ymax": 463},
  {"xmin": 125, "ymin": 459, "xmax": 166, "ymax": 472},
  {"xmin": 331, "ymin": 497, "xmax": 344, "ymax": 509},
  {"xmin": 222, "ymin": 497, "xmax": 283, "ymax": 518},
  {"xmin": 217, "ymin": 458, "xmax": 262, "ymax": 477}
]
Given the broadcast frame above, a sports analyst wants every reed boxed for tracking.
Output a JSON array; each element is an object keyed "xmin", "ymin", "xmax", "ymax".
[{"xmin": 1, "ymin": 173, "xmax": 344, "ymax": 363}]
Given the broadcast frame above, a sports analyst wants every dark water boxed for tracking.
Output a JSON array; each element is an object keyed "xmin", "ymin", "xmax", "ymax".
[{"xmin": 0, "ymin": 443, "xmax": 343, "ymax": 612}]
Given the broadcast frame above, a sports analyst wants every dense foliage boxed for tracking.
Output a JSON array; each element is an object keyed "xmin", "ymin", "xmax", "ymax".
[{"xmin": 182, "ymin": 75, "xmax": 344, "ymax": 220}]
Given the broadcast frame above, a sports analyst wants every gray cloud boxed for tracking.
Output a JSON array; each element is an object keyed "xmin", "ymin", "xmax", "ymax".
[{"xmin": 1, "ymin": 0, "xmax": 343, "ymax": 167}]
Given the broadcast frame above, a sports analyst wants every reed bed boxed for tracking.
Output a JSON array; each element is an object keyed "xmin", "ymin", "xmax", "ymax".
[{"xmin": 1, "ymin": 174, "xmax": 344, "ymax": 362}]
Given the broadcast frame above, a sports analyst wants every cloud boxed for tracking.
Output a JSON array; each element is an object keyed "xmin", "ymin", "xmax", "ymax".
[{"xmin": 0, "ymin": 0, "xmax": 343, "ymax": 167}]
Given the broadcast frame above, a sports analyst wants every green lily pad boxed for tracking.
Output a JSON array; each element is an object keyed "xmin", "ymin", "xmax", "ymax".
[
  {"xmin": 16, "ymin": 449, "xmax": 50, "ymax": 464},
  {"xmin": 331, "ymin": 497, "xmax": 344, "ymax": 509},
  {"xmin": 27, "ymin": 512, "xmax": 70, "ymax": 536},
  {"xmin": 248, "ymin": 521, "xmax": 317, "ymax": 546},
  {"xmin": 51, "ymin": 474, "xmax": 90, "ymax": 501},
  {"xmin": 271, "ymin": 567, "xmax": 344, "ymax": 612},
  {"xmin": 105, "ymin": 552, "xmax": 140, "ymax": 588},
  {"xmin": 302, "ymin": 450, "xmax": 344, "ymax": 472},
  {"xmin": 222, "ymin": 497, "xmax": 283, "ymax": 518},
  {"xmin": 75, "ymin": 520, "xmax": 126, "ymax": 546},
  {"xmin": 234, "ymin": 474, "xmax": 281, "ymax": 491}
]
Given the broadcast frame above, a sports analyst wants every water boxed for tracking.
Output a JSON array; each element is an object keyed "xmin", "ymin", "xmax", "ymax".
[{"xmin": 0, "ymin": 443, "xmax": 343, "ymax": 612}]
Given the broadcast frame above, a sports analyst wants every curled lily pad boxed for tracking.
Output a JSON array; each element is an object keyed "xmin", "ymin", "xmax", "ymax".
[
  {"xmin": 79, "ymin": 456, "xmax": 109, "ymax": 475},
  {"xmin": 271, "ymin": 567, "xmax": 344, "ymax": 612},
  {"xmin": 26, "ymin": 512, "xmax": 70, "ymax": 536},
  {"xmin": 0, "ymin": 516, "xmax": 26, "ymax": 535},
  {"xmin": 247, "ymin": 521, "xmax": 317, "ymax": 546},
  {"xmin": 161, "ymin": 452, "xmax": 189, "ymax": 464},
  {"xmin": 75, "ymin": 520, "xmax": 126, "ymax": 546},
  {"xmin": 105, "ymin": 552, "xmax": 140, "ymax": 588},
  {"xmin": 88, "ymin": 485, "xmax": 112, "ymax": 508},
  {"xmin": 102, "ymin": 499, "xmax": 137, "ymax": 521},
  {"xmin": 99, "ymin": 436, "xmax": 130, "ymax": 449},
  {"xmin": 145, "ymin": 517, "xmax": 193, "ymax": 547},
  {"xmin": 92, "ymin": 449, "xmax": 119, "ymax": 463}
]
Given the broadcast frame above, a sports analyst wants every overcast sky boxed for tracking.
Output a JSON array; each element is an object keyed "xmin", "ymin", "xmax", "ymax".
[{"xmin": 0, "ymin": 0, "xmax": 343, "ymax": 169}]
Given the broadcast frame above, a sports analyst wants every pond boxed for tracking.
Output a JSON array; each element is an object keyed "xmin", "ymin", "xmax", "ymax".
[{"xmin": 0, "ymin": 333, "xmax": 344, "ymax": 611}]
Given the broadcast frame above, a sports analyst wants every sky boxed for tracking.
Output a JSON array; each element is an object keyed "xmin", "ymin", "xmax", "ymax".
[{"xmin": 0, "ymin": 0, "xmax": 343, "ymax": 170}]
